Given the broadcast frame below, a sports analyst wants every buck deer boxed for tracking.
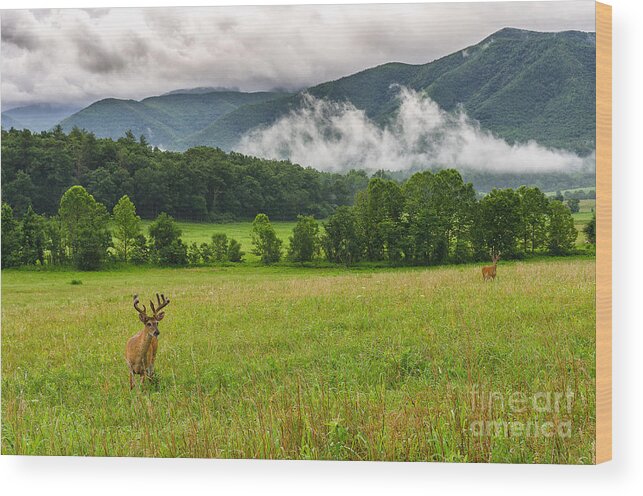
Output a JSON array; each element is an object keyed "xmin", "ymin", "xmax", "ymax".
[
  {"xmin": 125, "ymin": 293, "xmax": 170, "ymax": 389},
  {"xmin": 481, "ymin": 253, "xmax": 500, "ymax": 281}
]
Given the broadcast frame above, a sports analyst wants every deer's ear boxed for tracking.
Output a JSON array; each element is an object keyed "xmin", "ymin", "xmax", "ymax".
[
  {"xmin": 139, "ymin": 313, "xmax": 147, "ymax": 323},
  {"xmin": 156, "ymin": 311, "xmax": 165, "ymax": 321}
]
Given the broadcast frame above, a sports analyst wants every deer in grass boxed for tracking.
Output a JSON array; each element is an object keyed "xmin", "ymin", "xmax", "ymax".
[
  {"xmin": 125, "ymin": 293, "xmax": 170, "ymax": 389},
  {"xmin": 481, "ymin": 252, "xmax": 500, "ymax": 281}
]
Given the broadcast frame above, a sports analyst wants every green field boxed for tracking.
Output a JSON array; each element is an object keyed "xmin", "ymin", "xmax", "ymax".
[
  {"xmin": 140, "ymin": 219, "xmax": 299, "ymax": 262},
  {"xmin": 1, "ymin": 259, "xmax": 596, "ymax": 462},
  {"xmin": 573, "ymin": 199, "xmax": 595, "ymax": 246}
]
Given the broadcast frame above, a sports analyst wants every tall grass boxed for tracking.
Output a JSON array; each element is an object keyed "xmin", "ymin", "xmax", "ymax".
[{"xmin": 1, "ymin": 259, "xmax": 595, "ymax": 462}]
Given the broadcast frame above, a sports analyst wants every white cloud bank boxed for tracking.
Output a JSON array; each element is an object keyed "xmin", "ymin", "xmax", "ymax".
[{"xmin": 238, "ymin": 87, "xmax": 595, "ymax": 173}]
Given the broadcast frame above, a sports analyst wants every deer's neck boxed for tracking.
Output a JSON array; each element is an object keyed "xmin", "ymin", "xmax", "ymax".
[{"xmin": 138, "ymin": 330, "xmax": 154, "ymax": 361}]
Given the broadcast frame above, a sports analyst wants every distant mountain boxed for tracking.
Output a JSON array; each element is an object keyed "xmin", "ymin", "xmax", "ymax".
[
  {"xmin": 58, "ymin": 28, "xmax": 596, "ymax": 155},
  {"xmin": 60, "ymin": 91, "xmax": 290, "ymax": 149},
  {"xmin": 162, "ymin": 86, "xmax": 245, "ymax": 95},
  {"xmin": 1, "ymin": 114, "xmax": 24, "ymax": 130},
  {"xmin": 1, "ymin": 103, "xmax": 80, "ymax": 132},
  {"xmin": 184, "ymin": 28, "xmax": 595, "ymax": 154}
]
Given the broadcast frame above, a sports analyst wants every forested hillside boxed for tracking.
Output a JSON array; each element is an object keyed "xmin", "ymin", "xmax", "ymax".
[
  {"xmin": 0, "ymin": 127, "xmax": 369, "ymax": 221},
  {"xmin": 57, "ymin": 28, "xmax": 596, "ymax": 156}
]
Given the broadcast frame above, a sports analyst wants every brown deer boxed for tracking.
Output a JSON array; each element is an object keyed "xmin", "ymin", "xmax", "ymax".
[
  {"xmin": 125, "ymin": 293, "xmax": 170, "ymax": 389},
  {"xmin": 481, "ymin": 252, "xmax": 500, "ymax": 281}
]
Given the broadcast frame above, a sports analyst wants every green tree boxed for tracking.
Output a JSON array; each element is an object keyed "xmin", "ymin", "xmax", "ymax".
[
  {"xmin": 354, "ymin": 178, "xmax": 404, "ymax": 262},
  {"xmin": 584, "ymin": 213, "xmax": 596, "ymax": 245},
  {"xmin": 227, "ymin": 238, "xmax": 245, "ymax": 263},
  {"xmin": 548, "ymin": 200, "xmax": 577, "ymax": 255},
  {"xmin": 211, "ymin": 233, "xmax": 229, "ymax": 262},
  {"xmin": 112, "ymin": 195, "xmax": 141, "ymax": 262},
  {"xmin": 402, "ymin": 170, "xmax": 476, "ymax": 264},
  {"xmin": 45, "ymin": 215, "xmax": 67, "ymax": 265},
  {"xmin": 322, "ymin": 206, "xmax": 362, "ymax": 266},
  {"xmin": 187, "ymin": 242, "xmax": 202, "ymax": 266},
  {"xmin": 130, "ymin": 234, "xmax": 150, "ymax": 265},
  {"xmin": 1, "ymin": 203, "xmax": 21, "ymax": 267},
  {"xmin": 58, "ymin": 185, "xmax": 111, "ymax": 270},
  {"xmin": 20, "ymin": 205, "xmax": 46, "ymax": 265},
  {"xmin": 566, "ymin": 198, "xmax": 580, "ymax": 214},
  {"xmin": 288, "ymin": 215, "xmax": 320, "ymax": 262},
  {"xmin": 148, "ymin": 212, "xmax": 187, "ymax": 266},
  {"xmin": 517, "ymin": 186, "xmax": 550, "ymax": 254},
  {"xmin": 473, "ymin": 189, "xmax": 522, "ymax": 258},
  {"xmin": 251, "ymin": 213, "xmax": 282, "ymax": 264},
  {"xmin": 200, "ymin": 242, "xmax": 215, "ymax": 264}
]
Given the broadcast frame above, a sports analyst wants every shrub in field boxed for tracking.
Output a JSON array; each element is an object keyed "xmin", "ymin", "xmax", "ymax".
[
  {"xmin": 187, "ymin": 242, "xmax": 202, "ymax": 266},
  {"xmin": 161, "ymin": 239, "xmax": 189, "ymax": 266},
  {"xmin": 227, "ymin": 238, "xmax": 245, "ymax": 263},
  {"xmin": 148, "ymin": 213, "xmax": 188, "ymax": 266},
  {"xmin": 211, "ymin": 233, "xmax": 229, "ymax": 262},
  {"xmin": 200, "ymin": 242, "xmax": 215, "ymax": 264},
  {"xmin": 112, "ymin": 195, "xmax": 142, "ymax": 262},
  {"xmin": 548, "ymin": 200, "xmax": 577, "ymax": 255},
  {"xmin": 251, "ymin": 214, "xmax": 282, "ymax": 264},
  {"xmin": 130, "ymin": 234, "xmax": 151, "ymax": 265},
  {"xmin": 288, "ymin": 215, "xmax": 320, "ymax": 263},
  {"xmin": 58, "ymin": 185, "xmax": 111, "ymax": 270}
]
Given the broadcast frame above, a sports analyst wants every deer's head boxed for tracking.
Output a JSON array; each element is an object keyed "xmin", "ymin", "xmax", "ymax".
[{"xmin": 133, "ymin": 293, "xmax": 170, "ymax": 337}]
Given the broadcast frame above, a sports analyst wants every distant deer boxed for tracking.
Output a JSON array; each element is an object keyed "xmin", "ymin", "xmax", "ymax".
[
  {"xmin": 481, "ymin": 252, "xmax": 500, "ymax": 281},
  {"xmin": 125, "ymin": 293, "xmax": 170, "ymax": 389}
]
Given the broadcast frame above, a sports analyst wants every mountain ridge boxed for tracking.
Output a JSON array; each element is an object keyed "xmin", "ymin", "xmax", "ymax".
[{"xmin": 56, "ymin": 28, "xmax": 595, "ymax": 156}]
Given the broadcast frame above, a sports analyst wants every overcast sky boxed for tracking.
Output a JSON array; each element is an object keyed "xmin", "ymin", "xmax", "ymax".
[{"xmin": 1, "ymin": 1, "xmax": 595, "ymax": 109}]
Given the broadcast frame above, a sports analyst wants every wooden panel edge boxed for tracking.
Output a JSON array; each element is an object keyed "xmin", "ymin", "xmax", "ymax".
[{"xmin": 595, "ymin": 1, "xmax": 612, "ymax": 464}]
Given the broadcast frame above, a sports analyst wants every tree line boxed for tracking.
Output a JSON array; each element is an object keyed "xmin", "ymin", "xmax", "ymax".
[
  {"xmin": 1, "ymin": 127, "xmax": 369, "ymax": 221},
  {"xmin": 2, "ymin": 170, "xmax": 593, "ymax": 271}
]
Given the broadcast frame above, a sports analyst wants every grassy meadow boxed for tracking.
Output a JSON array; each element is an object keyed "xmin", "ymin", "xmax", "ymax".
[
  {"xmin": 1, "ymin": 258, "xmax": 595, "ymax": 462},
  {"xmin": 139, "ymin": 219, "xmax": 299, "ymax": 262}
]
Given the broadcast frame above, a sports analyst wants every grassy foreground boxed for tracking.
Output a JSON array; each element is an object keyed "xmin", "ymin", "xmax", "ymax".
[{"xmin": 1, "ymin": 259, "xmax": 595, "ymax": 462}]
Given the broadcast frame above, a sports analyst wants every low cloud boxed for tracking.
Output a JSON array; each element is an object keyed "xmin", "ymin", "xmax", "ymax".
[{"xmin": 238, "ymin": 87, "xmax": 594, "ymax": 174}]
